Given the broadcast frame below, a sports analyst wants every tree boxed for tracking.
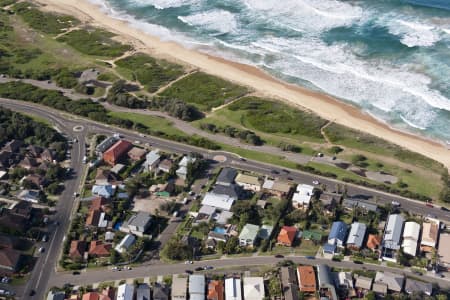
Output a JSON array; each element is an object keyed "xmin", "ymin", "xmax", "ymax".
[
  {"xmin": 224, "ymin": 236, "xmax": 239, "ymax": 254},
  {"xmin": 364, "ymin": 291, "xmax": 376, "ymax": 300}
]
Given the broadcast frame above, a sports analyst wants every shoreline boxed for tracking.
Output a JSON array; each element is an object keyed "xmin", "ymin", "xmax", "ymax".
[{"xmin": 35, "ymin": 0, "xmax": 450, "ymax": 169}]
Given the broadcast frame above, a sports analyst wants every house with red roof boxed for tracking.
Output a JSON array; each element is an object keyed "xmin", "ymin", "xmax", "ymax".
[
  {"xmin": 88, "ymin": 241, "xmax": 112, "ymax": 258},
  {"xmin": 103, "ymin": 140, "xmax": 132, "ymax": 166},
  {"xmin": 277, "ymin": 226, "xmax": 298, "ymax": 247},
  {"xmin": 69, "ymin": 240, "xmax": 86, "ymax": 260}
]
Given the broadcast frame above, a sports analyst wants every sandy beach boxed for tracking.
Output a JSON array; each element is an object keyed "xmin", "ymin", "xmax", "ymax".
[{"xmin": 35, "ymin": 0, "xmax": 450, "ymax": 169}]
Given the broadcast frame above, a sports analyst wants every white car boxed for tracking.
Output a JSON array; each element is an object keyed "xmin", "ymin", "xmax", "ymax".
[
  {"xmin": 391, "ymin": 201, "xmax": 401, "ymax": 207},
  {"xmin": 312, "ymin": 180, "xmax": 319, "ymax": 185},
  {"xmin": 185, "ymin": 260, "xmax": 193, "ymax": 264},
  {"xmin": 38, "ymin": 247, "xmax": 45, "ymax": 253}
]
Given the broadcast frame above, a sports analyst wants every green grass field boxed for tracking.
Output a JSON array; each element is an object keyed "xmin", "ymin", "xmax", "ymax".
[
  {"xmin": 115, "ymin": 53, "xmax": 185, "ymax": 92},
  {"xmin": 158, "ymin": 72, "xmax": 249, "ymax": 111}
]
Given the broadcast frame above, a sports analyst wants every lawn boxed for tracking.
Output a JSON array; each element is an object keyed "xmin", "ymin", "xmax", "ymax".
[
  {"xmin": 158, "ymin": 72, "xmax": 249, "ymax": 111},
  {"xmin": 115, "ymin": 53, "xmax": 185, "ymax": 92}
]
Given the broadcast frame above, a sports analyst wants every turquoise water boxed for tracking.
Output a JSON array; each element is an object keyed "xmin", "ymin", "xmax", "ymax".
[
  {"xmin": 92, "ymin": 0, "xmax": 450, "ymax": 141},
  {"xmin": 213, "ymin": 227, "xmax": 226, "ymax": 234}
]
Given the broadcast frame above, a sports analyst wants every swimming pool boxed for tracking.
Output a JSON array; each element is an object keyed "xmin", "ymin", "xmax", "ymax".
[{"xmin": 213, "ymin": 227, "xmax": 226, "ymax": 235}]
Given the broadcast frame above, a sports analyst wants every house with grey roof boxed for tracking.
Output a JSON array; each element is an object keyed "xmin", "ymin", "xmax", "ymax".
[
  {"xmin": 355, "ymin": 276, "xmax": 373, "ymax": 291},
  {"xmin": 153, "ymin": 283, "xmax": 169, "ymax": 300},
  {"xmin": 189, "ymin": 274, "xmax": 205, "ymax": 300},
  {"xmin": 346, "ymin": 222, "xmax": 367, "ymax": 250},
  {"xmin": 280, "ymin": 267, "xmax": 299, "ymax": 300},
  {"xmin": 216, "ymin": 168, "xmax": 237, "ymax": 186},
  {"xmin": 96, "ymin": 136, "xmax": 118, "ymax": 154},
  {"xmin": 176, "ymin": 156, "xmax": 196, "ymax": 180},
  {"xmin": 121, "ymin": 211, "xmax": 152, "ymax": 236},
  {"xmin": 317, "ymin": 264, "xmax": 338, "ymax": 300},
  {"xmin": 374, "ymin": 271, "xmax": 404, "ymax": 293},
  {"xmin": 46, "ymin": 290, "xmax": 65, "ymax": 300},
  {"xmin": 405, "ymin": 278, "xmax": 432, "ymax": 296},
  {"xmin": 114, "ymin": 234, "xmax": 136, "ymax": 254},
  {"xmin": 381, "ymin": 214, "xmax": 405, "ymax": 262},
  {"xmin": 137, "ymin": 283, "xmax": 151, "ymax": 300},
  {"xmin": 144, "ymin": 150, "xmax": 161, "ymax": 172},
  {"xmin": 239, "ymin": 224, "xmax": 260, "ymax": 247},
  {"xmin": 343, "ymin": 198, "xmax": 378, "ymax": 213}
]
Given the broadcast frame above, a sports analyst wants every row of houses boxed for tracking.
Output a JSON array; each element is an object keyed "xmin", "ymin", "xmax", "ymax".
[{"xmin": 281, "ymin": 264, "xmax": 433, "ymax": 300}]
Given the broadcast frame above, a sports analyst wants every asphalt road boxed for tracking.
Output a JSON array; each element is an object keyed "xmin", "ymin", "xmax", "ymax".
[{"xmin": 1, "ymin": 98, "xmax": 449, "ymax": 298}]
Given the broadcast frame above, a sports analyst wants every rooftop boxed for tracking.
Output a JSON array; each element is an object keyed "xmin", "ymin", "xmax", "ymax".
[
  {"xmin": 216, "ymin": 168, "xmax": 237, "ymax": 185},
  {"xmin": 235, "ymin": 173, "xmax": 260, "ymax": 186}
]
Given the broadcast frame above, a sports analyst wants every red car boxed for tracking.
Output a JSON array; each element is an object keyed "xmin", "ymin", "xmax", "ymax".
[{"xmin": 426, "ymin": 202, "xmax": 434, "ymax": 208}]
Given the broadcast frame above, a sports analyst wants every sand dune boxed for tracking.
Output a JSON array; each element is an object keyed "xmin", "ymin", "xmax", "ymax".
[{"xmin": 35, "ymin": 0, "xmax": 450, "ymax": 169}]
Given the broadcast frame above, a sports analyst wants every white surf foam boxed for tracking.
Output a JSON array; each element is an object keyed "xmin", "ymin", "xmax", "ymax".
[
  {"xmin": 130, "ymin": 0, "xmax": 202, "ymax": 9},
  {"xmin": 178, "ymin": 9, "xmax": 238, "ymax": 34}
]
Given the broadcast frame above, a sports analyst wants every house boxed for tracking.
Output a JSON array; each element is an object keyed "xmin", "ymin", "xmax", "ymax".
[
  {"xmin": 19, "ymin": 156, "xmax": 38, "ymax": 169},
  {"xmin": 47, "ymin": 291, "xmax": 66, "ymax": 300},
  {"xmin": 239, "ymin": 224, "xmax": 260, "ymax": 247},
  {"xmin": 355, "ymin": 276, "xmax": 373, "ymax": 291},
  {"xmin": 0, "ymin": 203, "xmax": 31, "ymax": 233},
  {"xmin": 212, "ymin": 184, "xmax": 241, "ymax": 200},
  {"xmin": 103, "ymin": 140, "xmax": 132, "ymax": 166},
  {"xmin": 86, "ymin": 209, "xmax": 102, "ymax": 227},
  {"xmin": 216, "ymin": 168, "xmax": 237, "ymax": 186},
  {"xmin": 319, "ymin": 191, "xmax": 341, "ymax": 210},
  {"xmin": 366, "ymin": 234, "xmax": 382, "ymax": 252},
  {"xmin": 346, "ymin": 222, "xmax": 367, "ymax": 250},
  {"xmin": 40, "ymin": 148, "xmax": 55, "ymax": 162},
  {"xmin": 114, "ymin": 234, "xmax": 136, "ymax": 254},
  {"xmin": 116, "ymin": 283, "xmax": 135, "ymax": 300},
  {"xmin": 336, "ymin": 272, "xmax": 354, "ymax": 292},
  {"xmin": 3, "ymin": 140, "xmax": 22, "ymax": 153},
  {"xmin": 324, "ymin": 221, "xmax": 348, "ymax": 254},
  {"xmin": 144, "ymin": 150, "xmax": 161, "ymax": 172},
  {"xmin": 0, "ymin": 151, "xmax": 12, "ymax": 169},
  {"xmin": 202, "ymin": 193, "xmax": 235, "ymax": 211},
  {"xmin": 292, "ymin": 184, "xmax": 314, "ymax": 210},
  {"xmin": 110, "ymin": 163, "xmax": 125, "ymax": 175},
  {"xmin": 277, "ymin": 226, "xmax": 297, "ymax": 246},
  {"xmin": 404, "ymin": 278, "xmax": 432, "ymax": 296},
  {"xmin": 17, "ymin": 189, "xmax": 40, "ymax": 203},
  {"xmin": 208, "ymin": 231, "xmax": 228, "ymax": 244},
  {"xmin": 207, "ymin": 280, "xmax": 224, "ymax": 300},
  {"xmin": 136, "ymin": 283, "xmax": 151, "ymax": 300},
  {"xmin": 95, "ymin": 169, "xmax": 117, "ymax": 185},
  {"xmin": 158, "ymin": 159, "xmax": 173, "ymax": 173},
  {"xmin": 88, "ymin": 241, "xmax": 112, "ymax": 258},
  {"xmin": 258, "ymin": 225, "xmax": 273, "ymax": 240},
  {"xmin": 438, "ymin": 233, "xmax": 450, "ymax": 270},
  {"xmin": 90, "ymin": 196, "xmax": 110, "ymax": 211},
  {"xmin": 123, "ymin": 211, "xmax": 152, "ymax": 236},
  {"xmin": 82, "ymin": 292, "xmax": 112, "ymax": 300},
  {"xmin": 243, "ymin": 277, "xmax": 265, "ymax": 300},
  {"xmin": 280, "ymin": 267, "xmax": 299, "ymax": 300},
  {"xmin": 342, "ymin": 198, "xmax": 378, "ymax": 213},
  {"xmin": 96, "ymin": 136, "xmax": 118, "ymax": 154},
  {"xmin": 153, "ymin": 283, "xmax": 169, "ymax": 300},
  {"xmin": 225, "ymin": 278, "xmax": 242, "ymax": 300},
  {"xmin": 262, "ymin": 179, "xmax": 291, "ymax": 198},
  {"xmin": 189, "ymin": 274, "xmax": 205, "ymax": 300},
  {"xmin": 24, "ymin": 174, "xmax": 47, "ymax": 189},
  {"xmin": 302, "ymin": 230, "xmax": 323, "ymax": 243},
  {"xmin": 69, "ymin": 240, "xmax": 86, "ymax": 260},
  {"xmin": 372, "ymin": 282, "xmax": 388, "ymax": 296},
  {"xmin": 105, "ymin": 231, "xmax": 115, "ymax": 242},
  {"xmin": 420, "ymin": 218, "xmax": 440, "ymax": 252},
  {"xmin": 128, "ymin": 147, "xmax": 147, "ymax": 161},
  {"xmin": 402, "ymin": 221, "xmax": 420, "ymax": 256},
  {"xmin": 176, "ymin": 156, "xmax": 196, "ymax": 180},
  {"xmin": 297, "ymin": 265, "xmax": 316, "ymax": 293},
  {"xmin": 235, "ymin": 174, "xmax": 260, "ymax": 192},
  {"xmin": 91, "ymin": 185, "xmax": 115, "ymax": 199},
  {"xmin": 317, "ymin": 264, "xmax": 338, "ymax": 300},
  {"xmin": 172, "ymin": 275, "xmax": 188, "ymax": 300},
  {"xmin": 0, "ymin": 249, "xmax": 21, "ymax": 272},
  {"xmin": 374, "ymin": 271, "xmax": 404, "ymax": 293},
  {"xmin": 381, "ymin": 214, "xmax": 405, "ymax": 262}
]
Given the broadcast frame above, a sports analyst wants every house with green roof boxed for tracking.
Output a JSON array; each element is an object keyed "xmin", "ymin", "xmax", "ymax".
[
  {"xmin": 239, "ymin": 224, "xmax": 260, "ymax": 247},
  {"xmin": 302, "ymin": 230, "xmax": 323, "ymax": 242}
]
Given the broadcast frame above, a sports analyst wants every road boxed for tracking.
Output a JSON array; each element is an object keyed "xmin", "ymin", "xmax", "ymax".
[
  {"xmin": 48, "ymin": 255, "xmax": 450, "ymax": 289},
  {"xmin": 0, "ymin": 98, "xmax": 449, "ymax": 298}
]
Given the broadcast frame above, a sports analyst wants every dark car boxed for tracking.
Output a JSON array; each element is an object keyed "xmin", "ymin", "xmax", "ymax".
[
  {"xmin": 441, "ymin": 206, "xmax": 449, "ymax": 211},
  {"xmin": 271, "ymin": 170, "xmax": 279, "ymax": 174},
  {"xmin": 353, "ymin": 260, "xmax": 364, "ymax": 264},
  {"xmin": 195, "ymin": 267, "xmax": 203, "ymax": 271},
  {"xmin": 29, "ymin": 290, "xmax": 36, "ymax": 296},
  {"xmin": 72, "ymin": 271, "xmax": 80, "ymax": 275},
  {"xmin": 282, "ymin": 169, "xmax": 290, "ymax": 173},
  {"xmin": 275, "ymin": 254, "xmax": 284, "ymax": 258},
  {"xmin": 287, "ymin": 177, "xmax": 293, "ymax": 181},
  {"xmin": 185, "ymin": 270, "xmax": 193, "ymax": 274},
  {"xmin": 305, "ymin": 256, "xmax": 316, "ymax": 260}
]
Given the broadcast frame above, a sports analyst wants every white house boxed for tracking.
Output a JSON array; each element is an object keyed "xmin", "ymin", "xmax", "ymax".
[
  {"xmin": 292, "ymin": 184, "xmax": 314, "ymax": 209},
  {"xmin": 201, "ymin": 192, "xmax": 235, "ymax": 211},
  {"xmin": 381, "ymin": 214, "xmax": 405, "ymax": 262},
  {"xmin": 144, "ymin": 150, "xmax": 161, "ymax": 172},
  {"xmin": 402, "ymin": 221, "xmax": 420, "ymax": 256},
  {"xmin": 243, "ymin": 277, "xmax": 265, "ymax": 300},
  {"xmin": 225, "ymin": 278, "xmax": 242, "ymax": 300},
  {"xmin": 176, "ymin": 156, "xmax": 196, "ymax": 180},
  {"xmin": 115, "ymin": 234, "xmax": 136, "ymax": 254},
  {"xmin": 117, "ymin": 283, "xmax": 135, "ymax": 300}
]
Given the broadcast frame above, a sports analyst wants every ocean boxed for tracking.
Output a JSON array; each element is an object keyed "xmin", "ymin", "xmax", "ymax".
[{"xmin": 91, "ymin": 0, "xmax": 450, "ymax": 141}]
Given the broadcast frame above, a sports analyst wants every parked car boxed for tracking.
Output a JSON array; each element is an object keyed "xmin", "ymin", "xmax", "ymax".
[
  {"xmin": 426, "ymin": 202, "xmax": 434, "ymax": 208},
  {"xmin": 195, "ymin": 267, "xmax": 203, "ymax": 271},
  {"xmin": 41, "ymin": 234, "xmax": 48, "ymax": 242},
  {"xmin": 271, "ymin": 170, "xmax": 279, "ymax": 174},
  {"xmin": 72, "ymin": 271, "xmax": 80, "ymax": 275},
  {"xmin": 203, "ymin": 266, "xmax": 214, "ymax": 270},
  {"xmin": 275, "ymin": 254, "xmax": 284, "ymax": 258},
  {"xmin": 312, "ymin": 180, "xmax": 319, "ymax": 185},
  {"xmin": 38, "ymin": 247, "xmax": 45, "ymax": 253},
  {"xmin": 184, "ymin": 260, "xmax": 193, "ymax": 264},
  {"xmin": 185, "ymin": 270, "xmax": 193, "ymax": 274},
  {"xmin": 391, "ymin": 201, "xmax": 401, "ymax": 207}
]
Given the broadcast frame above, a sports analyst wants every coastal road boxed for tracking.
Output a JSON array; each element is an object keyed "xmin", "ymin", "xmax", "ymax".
[
  {"xmin": 1, "ymin": 99, "xmax": 449, "ymax": 298},
  {"xmin": 47, "ymin": 255, "xmax": 450, "ymax": 289}
]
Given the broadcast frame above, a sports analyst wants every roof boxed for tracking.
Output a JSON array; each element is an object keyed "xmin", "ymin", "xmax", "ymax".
[
  {"xmin": 404, "ymin": 278, "xmax": 433, "ymax": 295},
  {"xmin": 366, "ymin": 234, "xmax": 381, "ymax": 250},
  {"xmin": 355, "ymin": 276, "xmax": 373, "ymax": 290},
  {"xmin": 215, "ymin": 210, "xmax": 234, "ymax": 225},
  {"xmin": 136, "ymin": 283, "xmax": 151, "ymax": 300},
  {"xmin": 317, "ymin": 265, "xmax": 337, "ymax": 300},
  {"xmin": 277, "ymin": 226, "xmax": 297, "ymax": 245},
  {"xmin": 337, "ymin": 272, "xmax": 354, "ymax": 289},
  {"xmin": 438, "ymin": 233, "xmax": 450, "ymax": 264},
  {"xmin": 199, "ymin": 205, "xmax": 216, "ymax": 215},
  {"xmin": 0, "ymin": 248, "xmax": 20, "ymax": 270},
  {"xmin": 212, "ymin": 184, "xmax": 240, "ymax": 200},
  {"xmin": 235, "ymin": 173, "xmax": 260, "ymax": 186},
  {"xmin": 115, "ymin": 234, "xmax": 136, "ymax": 253},
  {"xmin": 128, "ymin": 147, "xmax": 147, "ymax": 158},
  {"xmin": 117, "ymin": 283, "xmax": 134, "ymax": 300},
  {"xmin": 225, "ymin": 278, "xmax": 242, "ymax": 300},
  {"xmin": 280, "ymin": 267, "xmax": 299, "ymax": 300},
  {"xmin": 69, "ymin": 240, "xmax": 86, "ymax": 258},
  {"xmin": 374, "ymin": 271, "xmax": 404, "ymax": 292},
  {"xmin": 421, "ymin": 219, "xmax": 439, "ymax": 247},
  {"xmin": 202, "ymin": 192, "xmax": 235, "ymax": 211},
  {"xmin": 216, "ymin": 168, "xmax": 237, "ymax": 185},
  {"xmin": 372, "ymin": 282, "xmax": 388, "ymax": 295},
  {"xmin": 262, "ymin": 179, "xmax": 291, "ymax": 193},
  {"xmin": 319, "ymin": 192, "xmax": 341, "ymax": 205},
  {"xmin": 89, "ymin": 240, "xmax": 112, "ymax": 256},
  {"xmin": 96, "ymin": 136, "xmax": 118, "ymax": 153},
  {"xmin": 297, "ymin": 265, "xmax": 316, "ymax": 292},
  {"xmin": 207, "ymin": 280, "xmax": 224, "ymax": 300},
  {"xmin": 342, "ymin": 198, "xmax": 378, "ymax": 212},
  {"xmin": 382, "ymin": 214, "xmax": 404, "ymax": 250},
  {"xmin": 302, "ymin": 230, "xmax": 322, "ymax": 241},
  {"xmin": 145, "ymin": 150, "xmax": 160, "ymax": 165},
  {"xmin": 128, "ymin": 211, "xmax": 152, "ymax": 228},
  {"xmin": 292, "ymin": 192, "xmax": 312, "ymax": 206},
  {"xmin": 158, "ymin": 159, "xmax": 173, "ymax": 170},
  {"xmin": 329, "ymin": 221, "xmax": 348, "ymax": 243},
  {"xmin": 243, "ymin": 277, "xmax": 265, "ymax": 300},
  {"xmin": 189, "ymin": 274, "xmax": 205, "ymax": 295},
  {"xmin": 239, "ymin": 224, "xmax": 260, "ymax": 242},
  {"xmin": 153, "ymin": 283, "xmax": 169, "ymax": 300},
  {"xmin": 47, "ymin": 291, "xmax": 66, "ymax": 300},
  {"xmin": 258, "ymin": 225, "xmax": 273, "ymax": 240},
  {"xmin": 91, "ymin": 185, "xmax": 115, "ymax": 198},
  {"xmin": 179, "ymin": 156, "xmax": 196, "ymax": 167},
  {"xmin": 103, "ymin": 140, "xmax": 132, "ymax": 161},
  {"xmin": 86, "ymin": 209, "xmax": 101, "ymax": 227},
  {"xmin": 346, "ymin": 222, "xmax": 367, "ymax": 248},
  {"xmin": 402, "ymin": 222, "xmax": 420, "ymax": 256},
  {"xmin": 296, "ymin": 184, "xmax": 314, "ymax": 194},
  {"xmin": 110, "ymin": 163, "xmax": 125, "ymax": 174},
  {"xmin": 172, "ymin": 276, "xmax": 188, "ymax": 298},
  {"xmin": 90, "ymin": 196, "xmax": 109, "ymax": 211},
  {"xmin": 323, "ymin": 243, "xmax": 337, "ymax": 254}
]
